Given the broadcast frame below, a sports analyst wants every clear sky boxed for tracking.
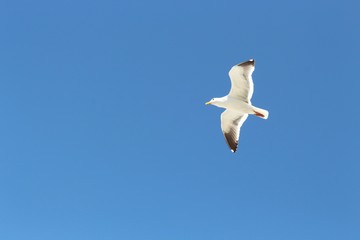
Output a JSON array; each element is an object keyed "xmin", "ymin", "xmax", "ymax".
[{"xmin": 0, "ymin": 0, "xmax": 359, "ymax": 239}]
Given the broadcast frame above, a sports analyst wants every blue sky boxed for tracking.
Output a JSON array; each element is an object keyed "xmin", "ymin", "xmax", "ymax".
[{"xmin": 0, "ymin": 0, "xmax": 359, "ymax": 239}]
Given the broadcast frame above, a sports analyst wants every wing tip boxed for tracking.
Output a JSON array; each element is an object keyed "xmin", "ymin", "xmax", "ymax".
[
  {"xmin": 223, "ymin": 132, "xmax": 239, "ymax": 153},
  {"xmin": 237, "ymin": 59, "xmax": 255, "ymax": 67}
]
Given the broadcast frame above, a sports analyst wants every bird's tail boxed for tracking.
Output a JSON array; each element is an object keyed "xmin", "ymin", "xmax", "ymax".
[{"xmin": 252, "ymin": 106, "xmax": 269, "ymax": 119}]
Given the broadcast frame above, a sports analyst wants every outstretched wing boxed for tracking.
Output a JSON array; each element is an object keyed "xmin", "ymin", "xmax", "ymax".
[
  {"xmin": 228, "ymin": 59, "xmax": 255, "ymax": 103},
  {"xmin": 220, "ymin": 110, "xmax": 248, "ymax": 153}
]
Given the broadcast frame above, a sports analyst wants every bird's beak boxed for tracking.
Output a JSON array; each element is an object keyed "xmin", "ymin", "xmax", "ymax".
[{"xmin": 205, "ymin": 101, "xmax": 211, "ymax": 105}]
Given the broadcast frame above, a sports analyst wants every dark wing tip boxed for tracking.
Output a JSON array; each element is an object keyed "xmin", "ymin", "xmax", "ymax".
[
  {"xmin": 223, "ymin": 132, "xmax": 238, "ymax": 153},
  {"xmin": 231, "ymin": 146, "xmax": 237, "ymax": 153},
  {"xmin": 237, "ymin": 59, "xmax": 255, "ymax": 67}
]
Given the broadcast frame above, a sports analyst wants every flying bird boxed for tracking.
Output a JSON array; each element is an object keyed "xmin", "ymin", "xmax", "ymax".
[{"xmin": 205, "ymin": 59, "xmax": 269, "ymax": 153}]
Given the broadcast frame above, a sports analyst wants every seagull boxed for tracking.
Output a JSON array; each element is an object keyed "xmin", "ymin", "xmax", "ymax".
[{"xmin": 205, "ymin": 59, "xmax": 269, "ymax": 153}]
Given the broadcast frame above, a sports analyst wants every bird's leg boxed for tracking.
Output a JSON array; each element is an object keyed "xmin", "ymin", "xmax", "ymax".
[{"xmin": 254, "ymin": 111, "xmax": 265, "ymax": 118}]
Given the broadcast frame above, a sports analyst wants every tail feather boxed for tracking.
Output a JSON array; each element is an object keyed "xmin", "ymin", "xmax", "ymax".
[{"xmin": 252, "ymin": 106, "xmax": 269, "ymax": 119}]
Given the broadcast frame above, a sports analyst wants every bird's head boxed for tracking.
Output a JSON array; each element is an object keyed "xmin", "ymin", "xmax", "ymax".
[
  {"xmin": 205, "ymin": 97, "xmax": 226, "ymax": 108},
  {"xmin": 205, "ymin": 98, "xmax": 215, "ymax": 105}
]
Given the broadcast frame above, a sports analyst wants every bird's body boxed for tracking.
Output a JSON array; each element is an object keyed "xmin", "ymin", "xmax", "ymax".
[
  {"xmin": 209, "ymin": 96, "xmax": 254, "ymax": 113},
  {"xmin": 206, "ymin": 59, "xmax": 269, "ymax": 153}
]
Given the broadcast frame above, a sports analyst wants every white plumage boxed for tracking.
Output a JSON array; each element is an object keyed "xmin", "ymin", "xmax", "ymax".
[{"xmin": 206, "ymin": 59, "xmax": 269, "ymax": 153}]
